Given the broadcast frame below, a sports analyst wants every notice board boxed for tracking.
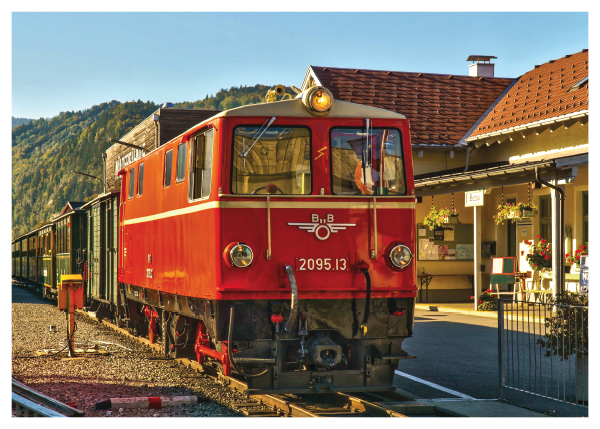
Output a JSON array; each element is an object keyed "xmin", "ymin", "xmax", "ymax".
[{"xmin": 417, "ymin": 223, "xmax": 474, "ymax": 261}]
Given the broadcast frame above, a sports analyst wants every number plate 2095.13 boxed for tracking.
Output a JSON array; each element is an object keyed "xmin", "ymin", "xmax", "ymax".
[{"xmin": 295, "ymin": 258, "xmax": 348, "ymax": 271}]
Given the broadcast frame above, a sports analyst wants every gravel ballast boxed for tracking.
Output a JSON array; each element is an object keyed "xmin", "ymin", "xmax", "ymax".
[{"xmin": 12, "ymin": 284, "xmax": 246, "ymax": 417}]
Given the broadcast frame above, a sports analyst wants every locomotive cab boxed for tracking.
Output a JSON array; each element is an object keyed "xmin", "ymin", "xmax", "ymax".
[{"xmin": 119, "ymin": 91, "xmax": 416, "ymax": 393}]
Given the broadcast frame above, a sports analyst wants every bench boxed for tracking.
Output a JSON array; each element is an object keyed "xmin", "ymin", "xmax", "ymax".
[{"xmin": 417, "ymin": 273, "xmax": 474, "ymax": 303}]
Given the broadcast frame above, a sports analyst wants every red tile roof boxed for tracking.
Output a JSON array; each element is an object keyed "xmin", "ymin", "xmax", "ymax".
[
  {"xmin": 469, "ymin": 50, "xmax": 588, "ymax": 139},
  {"xmin": 310, "ymin": 66, "xmax": 514, "ymax": 146}
]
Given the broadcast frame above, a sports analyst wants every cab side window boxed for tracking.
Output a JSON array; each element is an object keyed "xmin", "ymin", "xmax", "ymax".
[
  {"xmin": 138, "ymin": 163, "xmax": 144, "ymax": 196},
  {"xmin": 129, "ymin": 167, "xmax": 135, "ymax": 199},
  {"xmin": 176, "ymin": 142, "xmax": 187, "ymax": 183},
  {"xmin": 189, "ymin": 129, "xmax": 214, "ymax": 200},
  {"xmin": 164, "ymin": 149, "xmax": 173, "ymax": 187}
]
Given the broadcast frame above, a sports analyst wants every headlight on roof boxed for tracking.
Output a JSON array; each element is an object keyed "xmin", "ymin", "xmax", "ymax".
[
  {"xmin": 302, "ymin": 86, "xmax": 334, "ymax": 116},
  {"xmin": 389, "ymin": 244, "xmax": 413, "ymax": 269},
  {"xmin": 229, "ymin": 243, "xmax": 253, "ymax": 268}
]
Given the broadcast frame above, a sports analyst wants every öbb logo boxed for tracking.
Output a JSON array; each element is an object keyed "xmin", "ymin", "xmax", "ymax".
[{"xmin": 288, "ymin": 214, "xmax": 356, "ymax": 241}]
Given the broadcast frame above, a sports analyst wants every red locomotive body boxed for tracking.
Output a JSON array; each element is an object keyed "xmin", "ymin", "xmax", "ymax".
[{"xmin": 119, "ymin": 92, "xmax": 417, "ymax": 393}]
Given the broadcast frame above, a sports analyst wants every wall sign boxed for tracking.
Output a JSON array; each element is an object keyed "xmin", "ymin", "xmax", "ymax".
[
  {"xmin": 465, "ymin": 189, "xmax": 484, "ymax": 207},
  {"xmin": 580, "ymin": 255, "xmax": 588, "ymax": 294}
]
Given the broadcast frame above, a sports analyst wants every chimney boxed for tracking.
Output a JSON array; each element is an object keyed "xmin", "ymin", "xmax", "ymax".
[{"xmin": 467, "ymin": 55, "xmax": 497, "ymax": 78}]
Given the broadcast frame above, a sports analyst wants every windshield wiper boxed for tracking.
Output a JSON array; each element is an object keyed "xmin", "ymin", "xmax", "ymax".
[{"xmin": 239, "ymin": 116, "xmax": 276, "ymax": 158}]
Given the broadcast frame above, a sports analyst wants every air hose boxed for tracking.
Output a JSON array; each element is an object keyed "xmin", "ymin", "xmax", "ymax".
[
  {"xmin": 282, "ymin": 265, "xmax": 298, "ymax": 336},
  {"xmin": 227, "ymin": 306, "xmax": 276, "ymax": 378},
  {"xmin": 360, "ymin": 269, "xmax": 371, "ymax": 336}
]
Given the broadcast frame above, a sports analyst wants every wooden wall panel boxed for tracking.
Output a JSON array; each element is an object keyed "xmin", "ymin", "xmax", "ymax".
[{"xmin": 105, "ymin": 108, "xmax": 221, "ymax": 192}]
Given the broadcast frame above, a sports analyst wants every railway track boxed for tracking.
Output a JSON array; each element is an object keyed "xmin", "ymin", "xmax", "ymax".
[
  {"xmin": 83, "ymin": 310, "xmax": 448, "ymax": 417},
  {"xmin": 12, "ymin": 377, "xmax": 85, "ymax": 417}
]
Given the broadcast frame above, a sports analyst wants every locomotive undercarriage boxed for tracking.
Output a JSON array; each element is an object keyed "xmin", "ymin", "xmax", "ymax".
[{"xmin": 123, "ymin": 283, "xmax": 415, "ymax": 393}]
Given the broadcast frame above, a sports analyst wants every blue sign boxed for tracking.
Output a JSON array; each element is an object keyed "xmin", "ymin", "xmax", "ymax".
[{"xmin": 580, "ymin": 255, "xmax": 588, "ymax": 294}]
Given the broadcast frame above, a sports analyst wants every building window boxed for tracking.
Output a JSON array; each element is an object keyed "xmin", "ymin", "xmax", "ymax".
[
  {"xmin": 129, "ymin": 167, "xmax": 135, "ymax": 199},
  {"xmin": 176, "ymin": 142, "xmax": 187, "ymax": 183},
  {"xmin": 582, "ymin": 191, "xmax": 588, "ymax": 248},
  {"xmin": 164, "ymin": 149, "xmax": 173, "ymax": 187},
  {"xmin": 539, "ymin": 195, "xmax": 551, "ymax": 243},
  {"xmin": 138, "ymin": 163, "xmax": 144, "ymax": 196},
  {"xmin": 189, "ymin": 129, "xmax": 214, "ymax": 200}
]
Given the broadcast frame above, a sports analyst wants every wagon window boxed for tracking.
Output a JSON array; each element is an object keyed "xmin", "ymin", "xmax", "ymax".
[
  {"xmin": 176, "ymin": 142, "xmax": 187, "ymax": 183},
  {"xmin": 189, "ymin": 129, "xmax": 214, "ymax": 200},
  {"xmin": 331, "ymin": 128, "xmax": 406, "ymax": 196},
  {"xmin": 164, "ymin": 149, "xmax": 173, "ymax": 187},
  {"xmin": 232, "ymin": 126, "xmax": 311, "ymax": 194},
  {"xmin": 138, "ymin": 163, "xmax": 144, "ymax": 196},
  {"xmin": 129, "ymin": 167, "xmax": 135, "ymax": 199}
]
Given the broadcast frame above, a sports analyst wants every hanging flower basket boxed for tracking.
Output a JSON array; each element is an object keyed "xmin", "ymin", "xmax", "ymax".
[
  {"xmin": 424, "ymin": 207, "xmax": 459, "ymax": 231},
  {"xmin": 494, "ymin": 202, "xmax": 538, "ymax": 225},
  {"xmin": 442, "ymin": 214, "xmax": 459, "ymax": 224}
]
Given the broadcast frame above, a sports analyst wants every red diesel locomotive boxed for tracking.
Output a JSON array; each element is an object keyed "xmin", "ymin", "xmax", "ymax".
[{"xmin": 118, "ymin": 86, "xmax": 417, "ymax": 393}]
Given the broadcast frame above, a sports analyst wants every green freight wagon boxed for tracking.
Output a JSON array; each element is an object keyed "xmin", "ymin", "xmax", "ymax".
[{"xmin": 83, "ymin": 192, "xmax": 122, "ymax": 320}]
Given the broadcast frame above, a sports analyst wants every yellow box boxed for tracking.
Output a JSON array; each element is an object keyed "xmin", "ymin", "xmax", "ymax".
[{"xmin": 58, "ymin": 274, "xmax": 84, "ymax": 310}]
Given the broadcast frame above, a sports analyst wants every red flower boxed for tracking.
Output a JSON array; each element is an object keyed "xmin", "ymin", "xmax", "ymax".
[
  {"xmin": 534, "ymin": 263, "xmax": 538, "ymax": 267},
  {"xmin": 470, "ymin": 296, "xmax": 474, "ymax": 300},
  {"xmin": 540, "ymin": 239, "xmax": 546, "ymax": 244},
  {"xmin": 545, "ymin": 255, "xmax": 550, "ymax": 260},
  {"xmin": 566, "ymin": 253, "xmax": 570, "ymax": 257},
  {"xmin": 521, "ymin": 251, "xmax": 524, "ymax": 256},
  {"xmin": 541, "ymin": 251, "xmax": 545, "ymax": 256},
  {"xmin": 479, "ymin": 300, "xmax": 483, "ymax": 304},
  {"xmin": 581, "ymin": 245, "xmax": 586, "ymax": 249},
  {"xmin": 537, "ymin": 235, "xmax": 542, "ymax": 239}
]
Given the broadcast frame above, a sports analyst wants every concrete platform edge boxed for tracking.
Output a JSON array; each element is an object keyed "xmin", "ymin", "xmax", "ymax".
[{"xmin": 415, "ymin": 304, "xmax": 546, "ymax": 323}]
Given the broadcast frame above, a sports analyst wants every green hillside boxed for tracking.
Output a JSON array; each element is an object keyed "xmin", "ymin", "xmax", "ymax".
[
  {"xmin": 12, "ymin": 117, "xmax": 34, "ymax": 128},
  {"xmin": 12, "ymin": 84, "xmax": 290, "ymax": 238}
]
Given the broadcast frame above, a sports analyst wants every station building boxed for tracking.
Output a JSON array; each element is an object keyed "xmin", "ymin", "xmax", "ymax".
[{"xmin": 299, "ymin": 49, "xmax": 589, "ymax": 307}]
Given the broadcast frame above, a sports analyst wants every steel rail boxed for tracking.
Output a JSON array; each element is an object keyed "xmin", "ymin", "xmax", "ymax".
[
  {"xmin": 80, "ymin": 310, "xmax": 425, "ymax": 417},
  {"xmin": 12, "ymin": 378, "xmax": 84, "ymax": 417}
]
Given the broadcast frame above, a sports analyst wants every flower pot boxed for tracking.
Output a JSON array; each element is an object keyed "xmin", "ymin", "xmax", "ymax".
[
  {"xmin": 444, "ymin": 214, "xmax": 459, "ymax": 224},
  {"xmin": 522, "ymin": 209, "xmax": 536, "ymax": 218},
  {"xmin": 571, "ymin": 265, "xmax": 580, "ymax": 274}
]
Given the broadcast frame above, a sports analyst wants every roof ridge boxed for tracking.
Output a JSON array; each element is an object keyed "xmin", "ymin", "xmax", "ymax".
[{"xmin": 311, "ymin": 65, "xmax": 514, "ymax": 80}]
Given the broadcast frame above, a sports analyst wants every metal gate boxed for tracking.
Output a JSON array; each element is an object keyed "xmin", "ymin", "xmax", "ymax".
[{"xmin": 498, "ymin": 299, "xmax": 588, "ymax": 417}]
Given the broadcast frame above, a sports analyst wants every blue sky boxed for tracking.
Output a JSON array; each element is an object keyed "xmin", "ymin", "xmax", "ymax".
[{"xmin": 12, "ymin": 12, "xmax": 588, "ymax": 119}]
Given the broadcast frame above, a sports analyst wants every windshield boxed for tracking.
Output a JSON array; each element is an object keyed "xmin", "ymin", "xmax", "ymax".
[
  {"xmin": 232, "ymin": 126, "xmax": 311, "ymax": 194},
  {"xmin": 331, "ymin": 128, "xmax": 405, "ymax": 196}
]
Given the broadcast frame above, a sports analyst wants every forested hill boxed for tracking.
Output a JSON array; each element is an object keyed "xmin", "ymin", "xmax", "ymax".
[
  {"xmin": 12, "ymin": 117, "xmax": 34, "ymax": 128},
  {"xmin": 12, "ymin": 84, "xmax": 288, "ymax": 238}
]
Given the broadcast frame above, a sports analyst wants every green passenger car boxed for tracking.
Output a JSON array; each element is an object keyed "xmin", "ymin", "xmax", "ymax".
[
  {"xmin": 54, "ymin": 209, "xmax": 87, "ymax": 287},
  {"xmin": 37, "ymin": 224, "xmax": 55, "ymax": 295}
]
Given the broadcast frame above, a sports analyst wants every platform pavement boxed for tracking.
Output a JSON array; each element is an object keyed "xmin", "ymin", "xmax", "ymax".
[
  {"xmin": 415, "ymin": 302, "xmax": 552, "ymax": 322},
  {"xmin": 394, "ymin": 388, "xmax": 544, "ymax": 416}
]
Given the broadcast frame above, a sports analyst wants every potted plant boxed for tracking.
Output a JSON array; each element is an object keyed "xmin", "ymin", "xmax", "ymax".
[
  {"xmin": 522, "ymin": 236, "xmax": 552, "ymax": 271},
  {"xmin": 494, "ymin": 202, "xmax": 538, "ymax": 225},
  {"xmin": 471, "ymin": 289, "xmax": 498, "ymax": 311},
  {"xmin": 566, "ymin": 245, "xmax": 587, "ymax": 273},
  {"xmin": 423, "ymin": 207, "xmax": 459, "ymax": 231}
]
